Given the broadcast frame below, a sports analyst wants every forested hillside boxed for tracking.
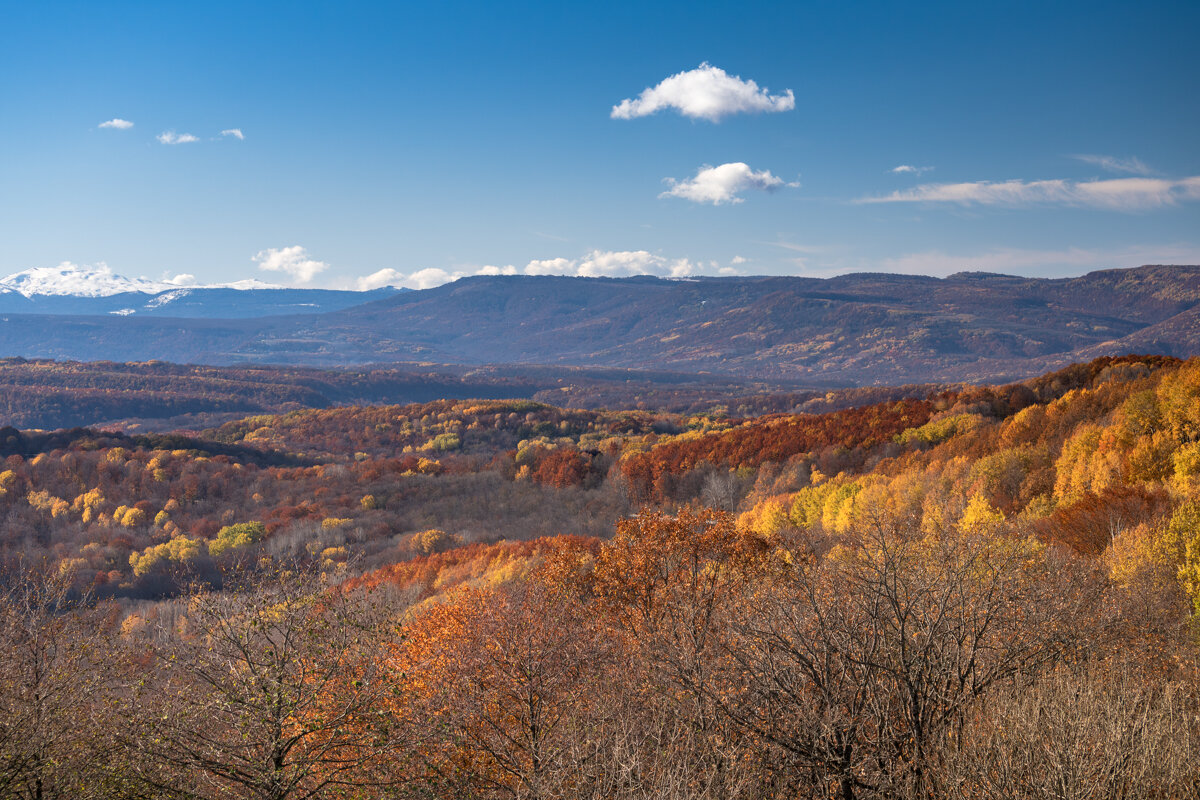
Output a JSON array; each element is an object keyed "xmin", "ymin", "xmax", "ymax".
[
  {"xmin": 0, "ymin": 359, "xmax": 539, "ymax": 430},
  {"xmin": 2, "ymin": 354, "xmax": 1200, "ymax": 797},
  {"xmin": 0, "ymin": 357, "xmax": 946, "ymax": 430}
]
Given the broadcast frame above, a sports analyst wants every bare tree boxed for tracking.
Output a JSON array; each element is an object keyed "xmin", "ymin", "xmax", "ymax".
[
  {"xmin": 700, "ymin": 470, "xmax": 743, "ymax": 511},
  {"xmin": 586, "ymin": 508, "xmax": 784, "ymax": 799},
  {"xmin": 718, "ymin": 517, "xmax": 1097, "ymax": 799},
  {"xmin": 133, "ymin": 564, "xmax": 404, "ymax": 800},
  {"xmin": 942, "ymin": 668, "xmax": 1200, "ymax": 800},
  {"xmin": 0, "ymin": 568, "xmax": 127, "ymax": 799}
]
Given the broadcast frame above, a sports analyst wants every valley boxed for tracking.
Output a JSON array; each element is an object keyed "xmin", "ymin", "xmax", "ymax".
[
  {"xmin": 2, "ymin": 352, "xmax": 1199, "ymax": 796},
  {"xmin": 4, "ymin": 266, "xmax": 1200, "ymax": 798},
  {"xmin": 7, "ymin": 2, "xmax": 1198, "ymax": 794}
]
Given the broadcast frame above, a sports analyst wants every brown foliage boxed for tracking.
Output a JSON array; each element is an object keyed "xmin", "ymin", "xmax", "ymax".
[
  {"xmin": 620, "ymin": 399, "xmax": 936, "ymax": 502},
  {"xmin": 1036, "ymin": 486, "xmax": 1175, "ymax": 555}
]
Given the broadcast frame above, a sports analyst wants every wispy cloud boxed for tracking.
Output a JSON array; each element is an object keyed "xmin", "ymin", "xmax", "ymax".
[
  {"xmin": 661, "ymin": 162, "xmax": 795, "ymax": 205},
  {"xmin": 253, "ymin": 246, "xmax": 329, "ymax": 283},
  {"xmin": 1071, "ymin": 154, "xmax": 1154, "ymax": 176},
  {"xmin": 758, "ymin": 240, "xmax": 831, "ymax": 254},
  {"xmin": 771, "ymin": 243, "xmax": 1200, "ymax": 280},
  {"xmin": 878, "ymin": 244, "xmax": 1200, "ymax": 278},
  {"xmin": 612, "ymin": 63, "xmax": 795, "ymax": 122},
  {"xmin": 874, "ymin": 243, "xmax": 1200, "ymax": 278},
  {"xmin": 858, "ymin": 175, "xmax": 1200, "ymax": 211},
  {"xmin": 220, "ymin": 128, "xmax": 245, "ymax": 140},
  {"xmin": 157, "ymin": 131, "xmax": 200, "ymax": 145},
  {"xmin": 890, "ymin": 164, "xmax": 933, "ymax": 175},
  {"xmin": 98, "ymin": 118, "xmax": 134, "ymax": 130}
]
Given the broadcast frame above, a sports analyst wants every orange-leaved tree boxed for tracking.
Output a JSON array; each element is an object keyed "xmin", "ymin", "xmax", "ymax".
[{"xmin": 391, "ymin": 580, "xmax": 616, "ymax": 799}]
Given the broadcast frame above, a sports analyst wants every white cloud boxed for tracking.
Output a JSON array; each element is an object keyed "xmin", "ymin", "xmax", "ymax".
[
  {"xmin": 660, "ymin": 162, "xmax": 793, "ymax": 205},
  {"xmin": 731, "ymin": 255, "xmax": 748, "ymax": 264},
  {"xmin": 162, "ymin": 273, "xmax": 197, "ymax": 286},
  {"xmin": 524, "ymin": 257, "xmax": 576, "ymax": 276},
  {"xmin": 355, "ymin": 269, "xmax": 403, "ymax": 290},
  {"xmin": 519, "ymin": 250, "xmax": 697, "ymax": 279},
  {"xmin": 221, "ymin": 128, "xmax": 245, "ymax": 140},
  {"xmin": 355, "ymin": 267, "xmax": 462, "ymax": 290},
  {"xmin": 1071, "ymin": 154, "xmax": 1153, "ymax": 175},
  {"xmin": 352, "ymin": 249, "xmax": 727, "ymax": 292},
  {"xmin": 475, "ymin": 265, "xmax": 519, "ymax": 276},
  {"xmin": 402, "ymin": 268, "xmax": 457, "ymax": 289},
  {"xmin": 98, "ymin": 118, "xmax": 134, "ymax": 130},
  {"xmin": 890, "ymin": 164, "xmax": 933, "ymax": 175},
  {"xmin": 858, "ymin": 175, "xmax": 1200, "ymax": 211},
  {"xmin": 574, "ymin": 250, "xmax": 696, "ymax": 278},
  {"xmin": 157, "ymin": 131, "xmax": 200, "ymax": 145},
  {"xmin": 612, "ymin": 63, "xmax": 795, "ymax": 122},
  {"xmin": 253, "ymin": 246, "xmax": 329, "ymax": 283},
  {"xmin": 492, "ymin": 251, "xmax": 696, "ymax": 279}
]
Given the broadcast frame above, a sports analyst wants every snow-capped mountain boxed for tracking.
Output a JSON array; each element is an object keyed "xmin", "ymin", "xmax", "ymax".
[
  {"xmin": 0, "ymin": 263, "xmax": 180, "ymax": 298},
  {"xmin": 0, "ymin": 262, "xmax": 401, "ymax": 319},
  {"xmin": 0, "ymin": 262, "xmax": 281, "ymax": 298}
]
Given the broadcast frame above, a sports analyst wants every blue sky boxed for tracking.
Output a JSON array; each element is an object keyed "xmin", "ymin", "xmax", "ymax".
[{"xmin": 2, "ymin": 0, "xmax": 1198, "ymax": 289}]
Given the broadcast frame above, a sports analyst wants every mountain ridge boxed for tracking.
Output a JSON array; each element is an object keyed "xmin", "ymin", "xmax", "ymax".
[{"xmin": 0, "ymin": 264, "xmax": 1196, "ymax": 384}]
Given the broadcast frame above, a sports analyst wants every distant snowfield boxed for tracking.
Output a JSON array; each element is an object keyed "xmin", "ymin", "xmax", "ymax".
[
  {"xmin": 0, "ymin": 262, "xmax": 403, "ymax": 320},
  {"xmin": 144, "ymin": 289, "xmax": 194, "ymax": 308},
  {"xmin": 0, "ymin": 262, "xmax": 281, "ymax": 298}
]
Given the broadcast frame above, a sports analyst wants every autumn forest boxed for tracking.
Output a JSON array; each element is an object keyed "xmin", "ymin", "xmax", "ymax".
[{"xmin": 3, "ymin": 353, "xmax": 1200, "ymax": 798}]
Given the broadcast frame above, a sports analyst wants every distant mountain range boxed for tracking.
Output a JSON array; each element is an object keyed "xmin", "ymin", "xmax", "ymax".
[
  {"xmin": 0, "ymin": 264, "xmax": 1197, "ymax": 384},
  {"xmin": 0, "ymin": 263, "xmax": 402, "ymax": 317}
]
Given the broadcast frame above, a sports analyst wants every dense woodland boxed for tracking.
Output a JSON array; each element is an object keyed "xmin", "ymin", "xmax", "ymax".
[
  {"xmin": 0, "ymin": 358, "xmax": 941, "ymax": 432},
  {"xmin": 2, "ymin": 353, "xmax": 1200, "ymax": 797}
]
